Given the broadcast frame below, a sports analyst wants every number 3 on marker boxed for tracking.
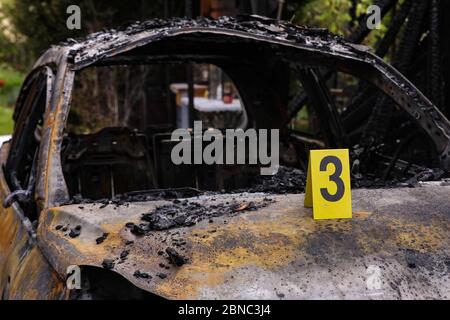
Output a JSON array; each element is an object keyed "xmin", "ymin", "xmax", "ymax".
[
  {"xmin": 304, "ymin": 149, "xmax": 352, "ymax": 220},
  {"xmin": 320, "ymin": 156, "xmax": 345, "ymax": 202}
]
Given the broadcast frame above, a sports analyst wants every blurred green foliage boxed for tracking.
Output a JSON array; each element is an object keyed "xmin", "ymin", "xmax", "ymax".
[
  {"xmin": 0, "ymin": 66, "xmax": 23, "ymax": 134},
  {"xmin": 0, "ymin": 0, "xmax": 185, "ymax": 70},
  {"xmin": 0, "ymin": 105, "xmax": 13, "ymax": 134},
  {"xmin": 294, "ymin": 0, "xmax": 389, "ymax": 47},
  {"xmin": 0, "ymin": 66, "xmax": 24, "ymax": 106}
]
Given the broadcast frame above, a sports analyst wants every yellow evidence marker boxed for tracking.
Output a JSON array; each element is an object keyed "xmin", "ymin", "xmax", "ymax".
[{"xmin": 304, "ymin": 149, "xmax": 352, "ymax": 220}]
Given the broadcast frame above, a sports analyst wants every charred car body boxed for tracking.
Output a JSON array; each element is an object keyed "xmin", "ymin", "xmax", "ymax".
[{"xmin": 0, "ymin": 16, "xmax": 450, "ymax": 299}]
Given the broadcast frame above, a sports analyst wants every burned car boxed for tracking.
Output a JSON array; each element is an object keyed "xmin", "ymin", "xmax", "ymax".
[{"xmin": 1, "ymin": 16, "xmax": 450, "ymax": 299}]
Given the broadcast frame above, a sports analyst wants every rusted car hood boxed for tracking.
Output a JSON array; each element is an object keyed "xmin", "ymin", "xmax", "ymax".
[{"xmin": 37, "ymin": 185, "xmax": 450, "ymax": 299}]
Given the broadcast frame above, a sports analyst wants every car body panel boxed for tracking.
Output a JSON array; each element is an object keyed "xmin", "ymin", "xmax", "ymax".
[
  {"xmin": 0, "ymin": 145, "xmax": 66, "ymax": 299},
  {"xmin": 38, "ymin": 186, "xmax": 450, "ymax": 299}
]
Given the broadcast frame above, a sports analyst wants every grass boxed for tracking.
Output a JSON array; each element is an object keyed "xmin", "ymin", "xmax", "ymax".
[
  {"xmin": 0, "ymin": 66, "xmax": 23, "ymax": 87},
  {"xmin": 0, "ymin": 105, "xmax": 13, "ymax": 135}
]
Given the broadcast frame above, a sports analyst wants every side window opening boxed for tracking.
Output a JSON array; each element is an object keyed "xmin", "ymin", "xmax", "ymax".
[
  {"xmin": 63, "ymin": 62, "xmax": 251, "ymax": 200},
  {"xmin": 4, "ymin": 68, "xmax": 51, "ymax": 222}
]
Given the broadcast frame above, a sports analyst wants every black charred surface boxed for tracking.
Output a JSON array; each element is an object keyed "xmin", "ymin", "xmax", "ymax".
[
  {"xmin": 68, "ymin": 225, "xmax": 82, "ymax": 238},
  {"xmin": 95, "ymin": 232, "xmax": 109, "ymax": 245},
  {"xmin": 156, "ymin": 273, "xmax": 167, "ymax": 279},
  {"xmin": 165, "ymin": 247, "xmax": 189, "ymax": 266},
  {"xmin": 59, "ymin": 15, "xmax": 348, "ymax": 67},
  {"xmin": 63, "ymin": 188, "xmax": 201, "ymax": 206},
  {"xmin": 101, "ymin": 259, "xmax": 115, "ymax": 270},
  {"xmin": 133, "ymin": 270, "xmax": 151, "ymax": 279},
  {"xmin": 120, "ymin": 250, "xmax": 129, "ymax": 260},
  {"xmin": 126, "ymin": 222, "xmax": 147, "ymax": 236}
]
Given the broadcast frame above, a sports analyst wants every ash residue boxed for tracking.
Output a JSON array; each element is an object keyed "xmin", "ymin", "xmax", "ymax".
[
  {"xmin": 244, "ymin": 166, "xmax": 306, "ymax": 194},
  {"xmin": 63, "ymin": 188, "xmax": 201, "ymax": 207},
  {"xmin": 64, "ymin": 194, "xmax": 130, "ymax": 207},
  {"xmin": 351, "ymin": 167, "xmax": 447, "ymax": 189},
  {"xmin": 405, "ymin": 168, "xmax": 447, "ymax": 186},
  {"xmin": 138, "ymin": 198, "xmax": 274, "ymax": 232},
  {"xmin": 63, "ymin": 163, "xmax": 447, "ymax": 207}
]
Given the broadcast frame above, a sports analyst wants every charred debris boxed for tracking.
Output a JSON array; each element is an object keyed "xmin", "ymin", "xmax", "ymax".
[
  {"xmin": 127, "ymin": 196, "xmax": 274, "ymax": 233},
  {"xmin": 96, "ymin": 197, "xmax": 274, "ymax": 274},
  {"xmin": 65, "ymin": 164, "xmax": 446, "ymax": 208}
]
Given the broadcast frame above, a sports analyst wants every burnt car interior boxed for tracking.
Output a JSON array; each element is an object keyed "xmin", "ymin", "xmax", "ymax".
[
  {"xmin": 59, "ymin": 35, "xmax": 443, "ymax": 201},
  {"xmin": 63, "ymin": 60, "xmax": 259, "ymax": 199}
]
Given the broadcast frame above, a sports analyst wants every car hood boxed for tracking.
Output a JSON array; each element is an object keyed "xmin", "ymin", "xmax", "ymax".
[{"xmin": 37, "ymin": 186, "xmax": 450, "ymax": 299}]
